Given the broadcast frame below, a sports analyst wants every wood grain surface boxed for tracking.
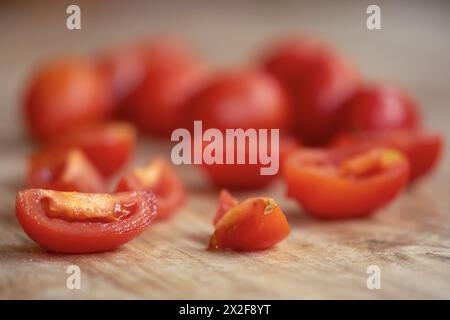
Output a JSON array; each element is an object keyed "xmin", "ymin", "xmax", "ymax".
[{"xmin": 1, "ymin": 0, "xmax": 450, "ymax": 299}]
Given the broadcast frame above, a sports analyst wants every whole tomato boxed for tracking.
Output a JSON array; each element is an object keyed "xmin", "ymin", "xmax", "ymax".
[
  {"xmin": 187, "ymin": 69, "xmax": 291, "ymax": 132},
  {"xmin": 338, "ymin": 84, "xmax": 420, "ymax": 133},
  {"xmin": 262, "ymin": 38, "xmax": 359, "ymax": 145},
  {"xmin": 24, "ymin": 57, "xmax": 111, "ymax": 141}
]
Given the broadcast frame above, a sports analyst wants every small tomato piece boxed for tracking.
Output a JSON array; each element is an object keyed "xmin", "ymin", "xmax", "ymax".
[
  {"xmin": 15, "ymin": 189, "xmax": 157, "ymax": 253},
  {"xmin": 209, "ymin": 197, "xmax": 290, "ymax": 251},
  {"xmin": 115, "ymin": 158, "xmax": 186, "ymax": 220},
  {"xmin": 44, "ymin": 122, "xmax": 136, "ymax": 177},
  {"xmin": 24, "ymin": 58, "xmax": 111, "ymax": 141},
  {"xmin": 27, "ymin": 148, "xmax": 106, "ymax": 193},
  {"xmin": 283, "ymin": 147, "xmax": 409, "ymax": 218}
]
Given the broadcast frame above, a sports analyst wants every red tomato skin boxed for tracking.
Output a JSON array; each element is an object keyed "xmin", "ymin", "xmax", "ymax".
[
  {"xmin": 27, "ymin": 149, "xmax": 106, "ymax": 193},
  {"xmin": 24, "ymin": 58, "xmax": 111, "ymax": 141},
  {"xmin": 124, "ymin": 61, "xmax": 208, "ymax": 137},
  {"xmin": 338, "ymin": 84, "xmax": 420, "ymax": 133},
  {"xmin": 187, "ymin": 69, "xmax": 291, "ymax": 133},
  {"xmin": 115, "ymin": 159, "xmax": 186, "ymax": 221},
  {"xmin": 283, "ymin": 148, "xmax": 409, "ymax": 219},
  {"xmin": 45, "ymin": 122, "xmax": 136, "ymax": 177},
  {"xmin": 262, "ymin": 39, "xmax": 359, "ymax": 145},
  {"xmin": 209, "ymin": 197, "xmax": 290, "ymax": 251},
  {"xmin": 213, "ymin": 189, "xmax": 238, "ymax": 225},
  {"xmin": 15, "ymin": 190, "xmax": 157, "ymax": 253}
]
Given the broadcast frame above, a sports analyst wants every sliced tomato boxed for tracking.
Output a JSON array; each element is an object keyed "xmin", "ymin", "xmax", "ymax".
[
  {"xmin": 43, "ymin": 122, "xmax": 136, "ymax": 177},
  {"xmin": 209, "ymin": 196, "xmax": 290, "ymax": 251},
  {"xmin": 332, "ymin": 130, "xmax": 443, "ymax": 183},
  {"xmin": 15, "ymin": 189, "xmax": 157, "ymax": 253},
  {"xmin": 115, "ymin": 158, "xmax": 186, "ymax": 220},
  {"xmin": 27, "ymin": 148, "xmax": 106, "ymax": 193},
  {"xmin": 283, "ymin": 147, "xmax": 409, "ymax": 218},
  {"xmin": 213, "ymin": 189, "xmax": 238, "ymax": 225}
]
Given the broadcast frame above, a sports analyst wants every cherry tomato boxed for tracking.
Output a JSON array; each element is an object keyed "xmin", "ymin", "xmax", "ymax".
[
  {"xmin": 332, "ymin": 130, "xmax": 443, "ymax": 183},
  {"xmin": 283, "ymin": 147, "xmax": 409, "ymax": 218},
  {"xmin": 338, "ymin": 84, "xmax": 420, "ymax": 133},
  {"xmin": 24, "ymin": 57, "xmax": 111, "ymax": 141},
  {"xmin": 187, "ymin": 69, "xmax": 291, "ymax": 133},
  {"xmin": 262, "ymin": 38, "xmax": 359, "ymax": 145},
  {"xmin": 115, "ymin": 158, "xmax": 186, "ymax": 220},
  {"xmin": 209, "ymin": 196, "xmax": 290, "ymax": 251},
  {"xmin": 213, "ymin": 189, "xmax": 238, "ymax": 225},
  {"xmin": 44, "ymin": 122, "xmax": 136, "ymax": 177},
  {"xmin": 27, "ymin": 148, "xmax": 106, "ymax": 193},
  {"xmin": 16, "ymin": 189, "xmax": 157, "ymax": 253}
]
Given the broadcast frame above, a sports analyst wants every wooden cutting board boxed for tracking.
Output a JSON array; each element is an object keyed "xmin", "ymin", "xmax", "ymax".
[{"xmin": 1, "ymin": 1, "xmax": 450, "ymax": 299}]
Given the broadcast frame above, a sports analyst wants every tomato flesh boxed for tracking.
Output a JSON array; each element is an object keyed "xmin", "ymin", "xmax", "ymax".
[
  {"xmin": 27, "ymin": 148, "xmax": 106, "ymax": 193},
  {"xmin": 209, "ymin": 197, "xmax": 290, "ymax": 251},
  {"xmin": 213, "ymin": 189, "xmax": 238, "ymax": 225},
  {"xmin": 283, "ymin": 147, "xmax": 409, "ymax": 218},
  {"xmin": 16, "ymin": 189, "xmax": 157, "ymax": 253},
  {"xmin": 115, "ymin": 158, "xmax": 186, "ymax": 220},
  {"xmin": 332, "ymin": 130, "xmax": 443, "ymax": 183}
]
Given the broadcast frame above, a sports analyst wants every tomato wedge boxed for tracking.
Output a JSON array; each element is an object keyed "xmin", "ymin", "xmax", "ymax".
[
  {"xmin": 283, "ymin": 147, "xmax": 409, "ymax": 218},
  {"xmin": 16, "ymin": 189, "xmax": 157, "ymax": 253},
  {"xmin": 209, "ymin": 196, "xmax": 290, "ymax": 251},
  {"xmin": 43, "ymin": 122, "xmax": 136, "ymax": 177},
  {"xmin": 27, "ymin": 148, "xmax": 106, "ymax": 193},
  {"xmin": 332, "ymin": 130, "xmax": 443, "ymax": 183},
  {"xmin": 115, "ymin": 158, "xmax": 186, "ymax": 220}
]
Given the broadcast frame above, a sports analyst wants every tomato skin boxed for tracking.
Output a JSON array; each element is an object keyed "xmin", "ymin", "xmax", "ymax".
[
  {"xmin": 209, "ymin": 197, "xmax": 290, "ymax": 251},
  {"xmin": 27, "ymin": 148, "xmax": 106, "ymax": 193},
  {"xmin": 332, "ymin": 130, "xmax": 443, "ymax": 183},
  {"xmin": 187, "ymin": 69, "xmax": 291, "ymax": 132},
  {"xmin": 44, "ymin": 122, "xmax": 136, "ymax": 177},
  {"xmin": 115, "ymin": 158, "xmax": 186, "ymax": 220},
  {"xmin": 262, "ymin": 39, "xmax": 359, "ymax": 145},
  {"xmin": 283, "ymin": 148, "xmax": 409, "ymax": 219},
  {"xmin": 125, "ymin": 62, "xmax": 208, "ymax": 137},
  {"xmin": 15, "ymin": 190, "xmax": 157, "ymax": 253},
  {"xmin": 24, "ymin": 58, "xmax": 111, "ymax": 141},
  {"xmin": 338, "ymin": 84, "xmax": 420, "ymax": 133},
  {"xmin": 213, "ymin": 189, "xmax": 238, "ymax": 225}
]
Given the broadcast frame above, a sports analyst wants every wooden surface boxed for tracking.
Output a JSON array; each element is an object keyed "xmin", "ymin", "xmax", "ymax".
[{"xmin": 1, "ymin": 0, "xmax": 450, "ymax": 299}]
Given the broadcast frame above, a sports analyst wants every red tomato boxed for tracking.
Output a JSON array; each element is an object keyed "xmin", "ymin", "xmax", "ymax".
[
  {"xmin": 332, "ymin": 130, "xmax": 443, "ymax": 183},
  {"xmin": 97, "ymin": 45, "xmax": 147, "ymax": 115},
  {"xmin": 213, "ymin": 189, "xmax": 238, "ymax": 225},
  {"xmin": 24, "ymin": 58, "xmax": 111, "ymax": 141},
  {"xmin": 44, "ymin": 122, "xmax": 136, "ymax": 177},
  {"xmin": 27, "ymin": 148, "xmax": 106, "ymax": 193},
  {"xmin": 209, "ymin": 196, "xmax": 290, "ymax": 251},
  {"xmin": 187, "ymin": 69, "xmax": 291, "ymax": 132},
  {"xmin": 199, "ymin": 135, "xmax": 300, "ymax": 190},
  {"xmin": 338, "ymin": 84, "xmax": 420, "ymax": 132},
  {"xmin": 115, "ymin": 158, "xmax": 186, "ymax": 220},
  {"xmin": 283, "ymin": 147, "xmax": 409, "ymax": 218},
  {"xmin": 125, "ymin": 62, "xmax": 208, "ymax": 137},
  {"xmin": 16, "ymin": 189, "xmax": 157, "ymax": 253},
  {"xmin": 262, "ymin": 38, "xmax": 359, "ymax": 145}
]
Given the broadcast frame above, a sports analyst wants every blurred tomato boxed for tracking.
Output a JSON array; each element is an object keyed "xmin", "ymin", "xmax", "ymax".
[
  {"xmin": 24, "ymin": 57, "xmax": 111, "ymax": 141},
  {"xmin": 338, "ymin": 84, "xmax": 420, "ymax": 133},
  {"xmin": 262, "ymin": 38, "xmax": 359, "ymax": 145},
  {"xmin": 187, "ymin": 69, "xmax": 291, "ymax": 132},
  {"xmin": 44, "ymin": 122, "xmax": 136, "ymax": 177},
  {"xmin": 27, "ymin": 148, "xmax": 106, "ymax": 193}
]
